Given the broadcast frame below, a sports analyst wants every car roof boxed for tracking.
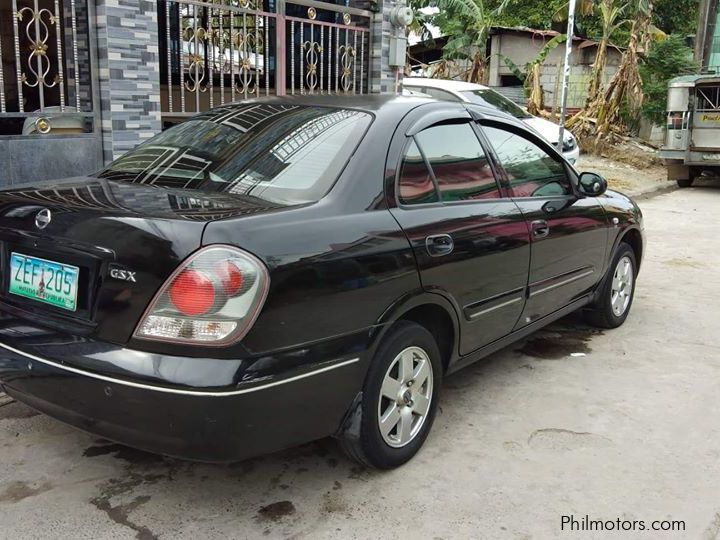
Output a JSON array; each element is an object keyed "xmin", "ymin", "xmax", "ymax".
[
  {"xmin": 213, "ymin": 93, "xmax": 525, "ymax": 131},
  {"xmin": 226, "ymin": 93, "xmax": 433, "ymax": 113},
  {"xmin": 403, "ymin": 77, "xmax": 490, "ymax": 92}
]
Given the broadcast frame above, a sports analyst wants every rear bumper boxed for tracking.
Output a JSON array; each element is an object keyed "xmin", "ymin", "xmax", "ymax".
[
  {"xmin": 659, "ymin": 148, "xmax": 720, "ymax": 166},
  {"xmin": 0, "ymin": 323, "xmax": 366, "ymax": 462}
]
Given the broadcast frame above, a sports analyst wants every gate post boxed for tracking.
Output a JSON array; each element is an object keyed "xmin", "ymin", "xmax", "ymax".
[
  {"xmin": 94, "ymin": 0, "xmax": 162, "ymax": 163},
  {"xmin": 358, "ymin": 0, "xmax": 399, "ymax": 94},
  {"xmin": 276, "ymin": 0, "xmax": 287, "ymax": 96}
]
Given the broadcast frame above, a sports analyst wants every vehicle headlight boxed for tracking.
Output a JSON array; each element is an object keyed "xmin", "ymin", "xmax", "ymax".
[{"xmin": 562, "ymin": 134, "xmax": 577, "ymax": 152}]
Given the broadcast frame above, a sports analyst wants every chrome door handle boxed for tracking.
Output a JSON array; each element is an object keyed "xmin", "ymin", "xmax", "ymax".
[
  {"xmin": 531, "ymin": 220, "xmax": 550, "ymax": 239},
  {"xmin": 425, "ymin": 234, "xmax": 454, "ymax": 257}
]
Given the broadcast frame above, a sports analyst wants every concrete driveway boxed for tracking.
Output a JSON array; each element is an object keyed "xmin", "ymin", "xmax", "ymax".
[{"xmin": 1, "ymin": 186, "xmax": 719, "ymax": 539}]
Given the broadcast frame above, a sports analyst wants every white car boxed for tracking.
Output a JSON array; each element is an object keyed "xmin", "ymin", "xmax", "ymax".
[{"xmin": 403, "ymin": 78, "xmax": 580, "ymax": 165}]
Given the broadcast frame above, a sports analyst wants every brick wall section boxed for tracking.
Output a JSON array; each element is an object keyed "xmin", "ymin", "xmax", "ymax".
[
  {"xmin": 95, "ymin": 0, "xmax": 162, "ymax": 163},
  {"xmin": 357, "ymin": 0, "xmax": 401, "ymax": 94}
]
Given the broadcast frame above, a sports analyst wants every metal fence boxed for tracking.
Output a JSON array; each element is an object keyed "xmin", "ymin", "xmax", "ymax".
[
  {"xmin": 159, "ymin": 0, "xmax": 371, "ymax": 120},
  {"xmin": 0, "ymin": 0, "xmax": 96, "ymax": 136}
]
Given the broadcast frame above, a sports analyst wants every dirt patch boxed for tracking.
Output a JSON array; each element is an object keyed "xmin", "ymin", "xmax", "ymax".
[
  {"xmin": 528, "ymin": 428, "xmax": 612, "ymax": 451},
  {"xmin": 664, "ymin": 257, "xmax": 705, "ymax": 269},
  {"xmin": 576, "ymin": 151, "xmax": 669, "ymax": 196},
  {"xmin": 578, "ymin": 136, "xmax": 663, "ymax": 167},
  {"xmin": 0, "ymin": 402, "xmax": 40, "ymax": 421},
  {"xmin": 0, "ymin": 480, "xmax": 53, "ymax": 503},
  {"xmin": 322, "ymin": 491, "xmax": 349, "ymax": 514},
  {"xmin": 256, "ymin": 500, "xmax": 296, "ymax": 521}
]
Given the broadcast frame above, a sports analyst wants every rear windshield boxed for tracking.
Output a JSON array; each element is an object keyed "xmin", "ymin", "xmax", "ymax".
[
  {"xmin": 97, "ymin": 104, "xmax": 372, "ymax": 205},
  {"xmin": 460, "ymin": 89, "xmax": 532, "ymax": 119}
]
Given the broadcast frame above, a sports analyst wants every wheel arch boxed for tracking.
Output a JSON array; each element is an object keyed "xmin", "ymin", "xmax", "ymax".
[
  {"xmin": 618, "ymin": 227, "xmax": 644, "ymax": 272},
  {"xmin": 371, "ymin": 290, "xmax": 461, "ymax": 374}
]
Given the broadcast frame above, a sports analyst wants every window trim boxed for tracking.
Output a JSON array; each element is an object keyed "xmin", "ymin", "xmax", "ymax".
[
  {"xmin": 477, "ymin": 119, "xmax": 580, "ymax": 201},
  {"xmin": 395, "ymin": 120, "xmax": 506, "ymax": 209}
]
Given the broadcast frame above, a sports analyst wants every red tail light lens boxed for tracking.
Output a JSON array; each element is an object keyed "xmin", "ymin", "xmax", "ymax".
[
  {"xmin": 134, "ymin": 246, "xmax": 270, "ymax": 345},
  {"xmin": 215, "ymin": 260, "xmax": 244, "ymax": 297},
  {"xmin": 169, "ymin": 269, "xmax": 215, "ymax": 316}
]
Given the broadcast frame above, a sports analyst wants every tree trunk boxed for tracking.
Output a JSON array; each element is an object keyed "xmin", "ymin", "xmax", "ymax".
[
  {"xmin": 467, "ymin": 51, "xmax": 488, "ymax": 84},
  {"xmin": 586, "ymin": 38, "xmax": 608, "ymax": 107},
  {"xmin": 527, "ymin": 63, "xmax": 544, "ymax": 116}
]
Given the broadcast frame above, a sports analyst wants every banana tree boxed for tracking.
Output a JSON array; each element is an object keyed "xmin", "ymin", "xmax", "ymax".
[
  {"xmin": 594, "ymin": 0, "xmax": 655, "ymax": 137},
  {"xmin": 430, "ymin": 0, "xmax": 510, "ymax": 83},
  {"xmin": 500, "ymin": 34, "xmax": 568, "ymax": 114},
  {"xmin": 586, "ymin": 0, "xmax": 631, "ymax": 107}
]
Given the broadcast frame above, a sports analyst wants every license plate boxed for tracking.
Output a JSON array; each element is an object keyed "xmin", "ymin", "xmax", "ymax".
[{"xmin": 8, "ymin": 252, "xmax": 79, "ymax": 312}]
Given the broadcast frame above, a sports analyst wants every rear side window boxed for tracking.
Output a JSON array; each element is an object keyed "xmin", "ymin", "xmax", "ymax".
[
  {"xmin": 398, "ymin": 140, "xmax": 439, "ymax": 205},
  {"xmin": 415, "ymin": 123, "xmax": 500, "ymax": 201},
  {"xmin": 482, "ymin": 125, "xmax": 571, "ymax": 198},
  {"xmin": 97, "ymin": 104, "xmax": 372, "ymax": 206}
]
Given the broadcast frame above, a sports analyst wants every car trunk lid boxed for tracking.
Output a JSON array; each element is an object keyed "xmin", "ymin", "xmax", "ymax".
[{"xmin": 0, "ymin": 177, "xmax": 285, "ymax": 344}]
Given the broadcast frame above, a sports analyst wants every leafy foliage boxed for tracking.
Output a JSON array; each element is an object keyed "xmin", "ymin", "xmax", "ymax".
[
  {"xmin": 425, "ymin": 0, "xmax": 511, "ymax": 82},
  {"xmin": 412, "ymin": 0, "xmax": 698, "ymax": 46},
  {"xmin": 640, "ymin": 34, "xmax": 699, "ymax": 124},
  {"xmin": 653, "ymin": 0, "xmax": 699, "ymax": 36}
]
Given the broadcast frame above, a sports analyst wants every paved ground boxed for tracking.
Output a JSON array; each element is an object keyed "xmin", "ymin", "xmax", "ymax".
[{"xmin": 2, "ymin": 184, "xmax": 720, "ymax": 539}]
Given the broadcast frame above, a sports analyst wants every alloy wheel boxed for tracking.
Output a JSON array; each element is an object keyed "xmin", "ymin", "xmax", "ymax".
[
  {"xmin": 377, "ymin": 346, "xmax": 434, "ymax": 448},
  {"xmin": 611, "ymin": 255, "xmax": 634, "ymax": 317}
]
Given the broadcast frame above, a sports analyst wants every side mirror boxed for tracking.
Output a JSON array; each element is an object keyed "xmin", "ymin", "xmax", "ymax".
[{"xmin": 578, "ymin": 172, "xmax": 608, "ymax": 197}]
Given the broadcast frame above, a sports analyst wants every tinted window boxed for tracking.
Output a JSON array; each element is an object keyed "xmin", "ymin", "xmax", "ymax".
[
  {"xmin": 97, "ymin": 104, "xmax": 372, "ymax": 205},
  {"xmin": 398, "ymin": 140, "xmax": 439, "ymax": 205},
  {"xmin": 415, "ymin": 123, "xmax": 500, "ymax": 201},
  {"xmin": 461, "ymin": 89, "xmax": 532, "ymax": 119},
  {"xmin": 482, "ymin": 126, "xmax": 570, "ymax": 198}
]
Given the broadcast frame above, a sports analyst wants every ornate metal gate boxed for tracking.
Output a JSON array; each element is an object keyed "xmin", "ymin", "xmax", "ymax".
[
  {"xmin": 159, "ymin": 0, "xmax": 372, "ymax": 121},
  {"xmin": 0, "ymin": 0, "xmax": 96, "ymax": 132},
  {"xmin": 0, "ymin": 0, "xmax": 101, "ymax": 186}
]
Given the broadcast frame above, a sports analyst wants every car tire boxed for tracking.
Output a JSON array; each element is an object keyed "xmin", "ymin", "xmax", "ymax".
[
  {"xmin": 677, "ymin": 167, "xmax": 698, "ymax": 188},
  {"xmin": 585, "ymin": 242, "xmax": 637, "ymax": 329},
  {"xmin": 341, "ymin": 321, "xmax": 442, "ymax": 469}
]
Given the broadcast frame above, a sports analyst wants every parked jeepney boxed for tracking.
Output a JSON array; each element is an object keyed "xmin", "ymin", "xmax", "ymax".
[{"xmin": 660, "ymin": 74, "xmax": 720, "ymax": 187}]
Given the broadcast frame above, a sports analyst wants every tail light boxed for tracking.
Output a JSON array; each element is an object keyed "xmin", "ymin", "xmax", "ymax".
[
  {"xmin": 667, "ymin": 112, "xmax": 685, "ymax": 130},
  {"xmin": 134, "ymin": 246, "xmax": 269, "ymax": 345}
]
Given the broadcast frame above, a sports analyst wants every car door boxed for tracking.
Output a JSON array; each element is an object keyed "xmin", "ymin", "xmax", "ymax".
[
  {"xmin": 388, "ymin": 117, "xmax": 531, "ymax": 355},
  {"xmin": 479, "ymin": 121, "xmax": 608, "ymax": 327}
]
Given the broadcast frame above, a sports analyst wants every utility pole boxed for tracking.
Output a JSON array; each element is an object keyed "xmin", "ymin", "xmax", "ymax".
[
  {"xmin": 695, "ymin": 0, "xmax": 715, "ymax": 67},
  {"xmin": 696, "ymin": 0, "xmax": 719, "ymax": 70},
  {"xmin": 557, "ymin": 0, "xmax": 577, "ymax": 153}
]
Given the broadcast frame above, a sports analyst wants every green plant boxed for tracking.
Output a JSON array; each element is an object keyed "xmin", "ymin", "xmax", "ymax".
[
  {"xmin": 424, "ymin": 0, "xmax": 511, "ymax": 82},
  {"xmin": 640, "ymin": 34, "xmax": 699, "ymax": 125},
  {"xmin": 499, "ymin": 34, "xmax": 568, "ymax": 112}
]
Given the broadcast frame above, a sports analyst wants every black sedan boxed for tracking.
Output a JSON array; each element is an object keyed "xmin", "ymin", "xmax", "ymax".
[{"xmin": 0, "ymin": 95, "xmax": 644, "ymax": 469}]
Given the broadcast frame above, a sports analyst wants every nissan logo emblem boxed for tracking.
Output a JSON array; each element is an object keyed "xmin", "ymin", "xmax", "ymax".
[{"xmin": 35, "ymin": 208, "xmax": 52, "ymax": 230}]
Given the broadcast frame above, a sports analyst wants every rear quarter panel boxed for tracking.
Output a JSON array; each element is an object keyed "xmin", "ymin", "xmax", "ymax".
[{"xmin": 203, "ymin": 205, "xmax": 420, "ymax": 354}]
